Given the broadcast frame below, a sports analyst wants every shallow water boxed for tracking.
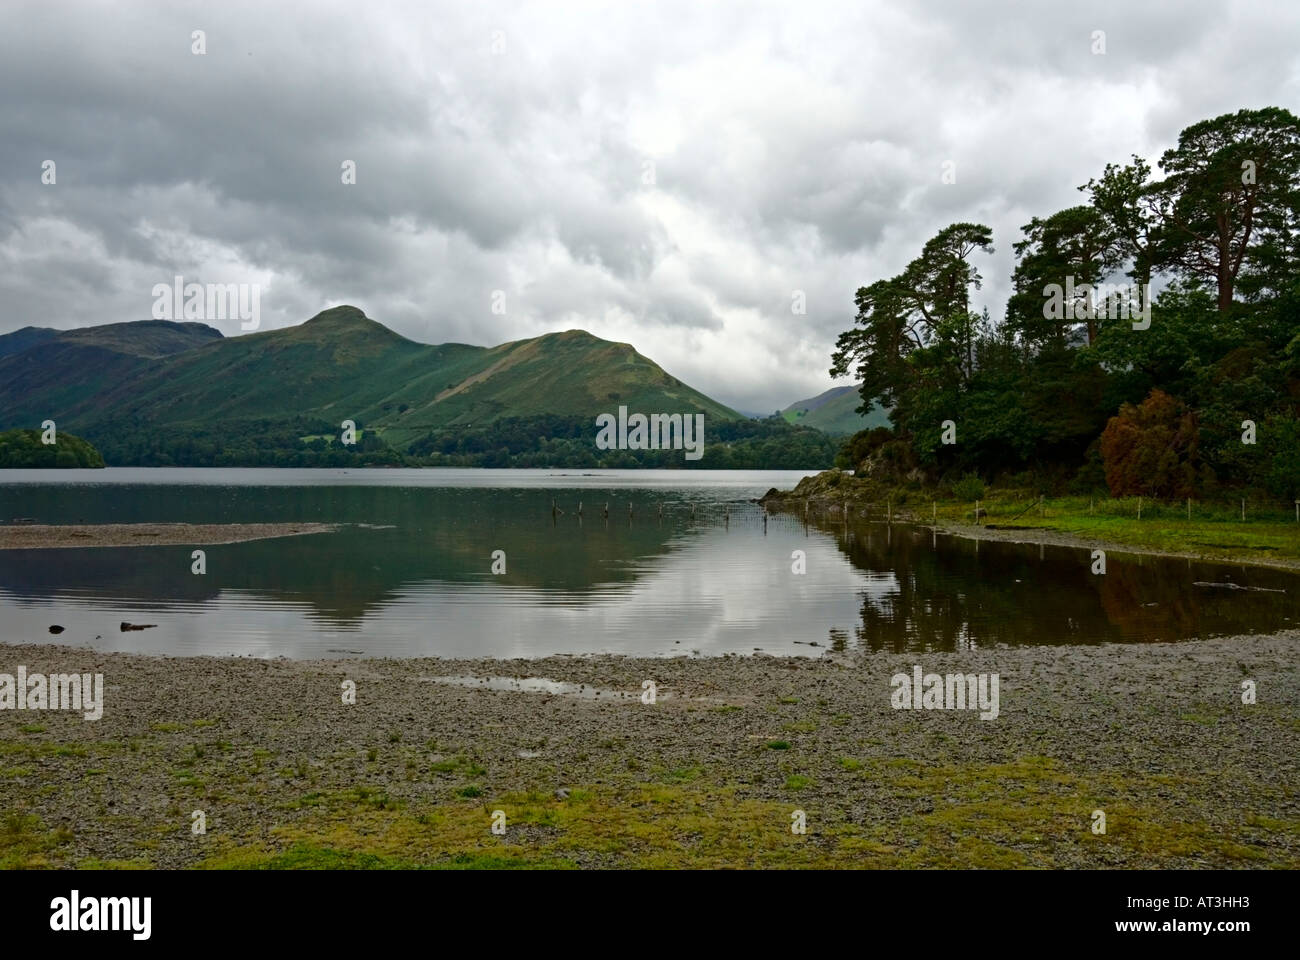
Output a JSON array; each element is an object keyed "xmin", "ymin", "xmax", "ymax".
[{"xmin": 1, "ymin": 468, "xmax": 1297, "ymax": 657}]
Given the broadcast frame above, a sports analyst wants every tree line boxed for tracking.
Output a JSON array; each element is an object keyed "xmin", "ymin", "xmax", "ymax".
[
  {"xmin": 76, "ymin": 413, "xmax": 838, "ymax": 470},
  {"xmin": 831, "ymin": 107, "xmax": 1300, "ymax": 501}
]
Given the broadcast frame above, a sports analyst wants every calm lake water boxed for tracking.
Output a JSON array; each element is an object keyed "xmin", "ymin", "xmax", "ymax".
[{"xmin": 2, "ymin": 468, "xmax": 1297, "ymax": 658}]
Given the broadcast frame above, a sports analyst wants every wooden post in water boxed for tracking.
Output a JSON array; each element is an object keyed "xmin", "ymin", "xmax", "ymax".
[
  {"xmin": 1137, "ymin": 496, "xmax": 1141, "ymax": 520},
  {"xmin": 933, "ymin": 501, "xmax": 937, "ymax": 524},
  {"xmin": 1242, "ymin": 498, "xmax": 1246, "ymax": 521},
  {"xmin": 602, "ymin": 502, "xmax": 609, "ymax": 519},
  {"xmin": 577, "ymin": 501, "xmax": 583, "ymax": 517},
  {"xmin": 887, "ymin": 499, "xmax": 892, "ymax": 524}
]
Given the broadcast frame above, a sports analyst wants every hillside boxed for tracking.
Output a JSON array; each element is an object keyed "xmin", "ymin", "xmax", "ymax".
[
  {"xmin": 0, "ymin": 321, "xmax": 225, "ymax": 428},
  {"xmin": 781, "ymin": 385, "xmax": 890, "ymax": 435},
  {"xmin": 0, "ymin": 326, "xmax": 59, "ymax": 359},
  {"xmin": 0, "ymin": 306, "xmax": 752, "ymax": 464}
]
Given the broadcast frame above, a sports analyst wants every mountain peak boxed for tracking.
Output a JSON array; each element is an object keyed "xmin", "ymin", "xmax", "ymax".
[
  {"xmin": 302, "ymin": 305, "xmax": 371, "ymax": 326},
  {"xmin": 286, "ymin": 306, "xmax": 412, "ymax": 349}
]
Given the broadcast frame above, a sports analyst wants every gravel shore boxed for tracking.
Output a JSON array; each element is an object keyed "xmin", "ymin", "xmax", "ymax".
[
  {"xmin": 2, "ymin": 632, "xmax": 1296, "ymax": 869},
  {"xmin": 0, "ymin": 523, "xmax": 339, "ymax": 550}
]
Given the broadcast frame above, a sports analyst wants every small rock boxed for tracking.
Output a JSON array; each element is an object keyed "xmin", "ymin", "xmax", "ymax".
[
  {"xmin": 49, "ymin": 625, "xmax": 65, "ymax": 634},
  {"xmin": 555, "ymin": 788, "xmax": 570, "ymax": 800}
]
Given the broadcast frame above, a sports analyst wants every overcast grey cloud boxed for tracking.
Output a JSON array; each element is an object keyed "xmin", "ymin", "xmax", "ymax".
[{"xmin": 2, "ymin": 0, "xmax": 1297, "ymax": 413}]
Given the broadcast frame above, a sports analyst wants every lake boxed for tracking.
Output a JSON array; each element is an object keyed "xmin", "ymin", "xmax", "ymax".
[{"xmin": 2, "ymin": 468, "xmax": 1297, "ymax": 658}]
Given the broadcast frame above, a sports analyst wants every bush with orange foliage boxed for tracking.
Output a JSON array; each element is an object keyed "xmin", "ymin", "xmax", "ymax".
[{"xmin": 1099, "ymin": 389, "xmax": 1200, "ymax": 498}]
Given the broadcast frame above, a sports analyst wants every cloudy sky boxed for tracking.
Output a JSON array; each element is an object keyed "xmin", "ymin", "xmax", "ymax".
[{"xmin": 2, "ymin": 1, "xmax": 1297, "ymax": 413}]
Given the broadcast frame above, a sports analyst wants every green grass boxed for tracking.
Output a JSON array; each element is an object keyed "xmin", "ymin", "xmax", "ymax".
[
  {"xmin": 921, "ymin": 493, "xmax": 1300, "ymax": 567},
  {"xmin": 192, "ymin": 755, "xmax": 1299, "ymax": 870},
  {"xmin": 5, "ymin": 734, "xmax": 1297, "ymax": 869}
]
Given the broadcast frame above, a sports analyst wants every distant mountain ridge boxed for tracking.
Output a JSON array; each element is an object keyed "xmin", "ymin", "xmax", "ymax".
[
  {"xmin": 0, "ymin": 320, "xmax": 222, "ymax": 358},
  {"xmin": 780, "ymin": 384, "xmax": 890, "ymax": 435},
  {"xmin": 0, "ymin": 306, "xmax": 743, "ymax": 458}
]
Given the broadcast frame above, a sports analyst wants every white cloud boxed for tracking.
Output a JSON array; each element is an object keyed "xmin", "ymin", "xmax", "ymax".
[{"xmin": 1, "ymin": 0, "xmax": 1297, "ymax": 413}]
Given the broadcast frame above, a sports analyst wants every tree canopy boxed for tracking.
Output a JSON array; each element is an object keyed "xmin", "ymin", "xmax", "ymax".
[{"xmin": 832, "ymin": 107, "xmax": 1300, "ymax": 500}]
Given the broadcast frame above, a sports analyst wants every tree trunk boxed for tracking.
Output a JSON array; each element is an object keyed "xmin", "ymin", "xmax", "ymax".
[{"xmin": 1217, "ymin": 214, "xmax": 1234, "ymax": 311}]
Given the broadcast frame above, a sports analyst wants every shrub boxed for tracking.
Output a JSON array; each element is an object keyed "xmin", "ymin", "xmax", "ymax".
[
  {"xmin": 951, "ymin": 472, "xmax": 986, "ymax": 501},
  {"xmin": 1099, "ymin": 389, "xmax": 1199, "ymax": 498}
]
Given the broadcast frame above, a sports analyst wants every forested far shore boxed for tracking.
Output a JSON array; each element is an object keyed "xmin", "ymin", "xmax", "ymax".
[
  {"xmin": 0, "ymin": 429, "xmax": 105, "ymax": 468},
  {"xmin": 6, "ymin": 414, "xmax": 837, "ymax": 469}
]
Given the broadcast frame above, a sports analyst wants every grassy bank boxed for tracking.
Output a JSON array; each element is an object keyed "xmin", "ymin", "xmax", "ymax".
[
  {"xmin": 931, "ymin": 495, "xmax": 1300, "ymax": 568},
  {"xmin": 763, "ymin": 472, "xmax": 1300, "ymax": 570}
]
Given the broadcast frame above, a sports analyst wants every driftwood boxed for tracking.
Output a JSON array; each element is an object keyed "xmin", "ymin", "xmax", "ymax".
[{"xmin": 1192, "ymin": 581, "xmax": 1285, "ymax": 593}]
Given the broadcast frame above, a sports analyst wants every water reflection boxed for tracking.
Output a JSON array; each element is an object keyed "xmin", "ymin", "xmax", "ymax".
[{"xmin": 0, "ymin": 477, "xmax": 1296, "ymax": 658}]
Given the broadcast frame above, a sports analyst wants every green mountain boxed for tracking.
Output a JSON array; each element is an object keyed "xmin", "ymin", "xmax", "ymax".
[
  {"xmin": 780, "ymin": 385, "xmax": 890, "ymax": 435},
  {"xmin": 0, "ymin": 326, "xmax": 60, "ymax": 359},
  {"xmin": 0, "ymin": 306, "xmax": 745, "ymax": 460},
  {"xmin": 0, "ymin": 321, "xmax": 224, "ymax": 432}
]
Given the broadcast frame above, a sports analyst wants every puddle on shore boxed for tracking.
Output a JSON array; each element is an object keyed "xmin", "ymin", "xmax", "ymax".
[{"xmin": 418, "ymin": 674, "xmax": 659, "ymax": 701}]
